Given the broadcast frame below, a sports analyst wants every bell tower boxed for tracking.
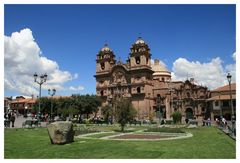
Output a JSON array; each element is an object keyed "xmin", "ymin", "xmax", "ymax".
[
  {"xmin": 96, "ymin": 44, "xmax": 116, "ymax": 73},
  {"xmin": 129, "ymin": 37, "xmax": 151, "ymax": 68}
]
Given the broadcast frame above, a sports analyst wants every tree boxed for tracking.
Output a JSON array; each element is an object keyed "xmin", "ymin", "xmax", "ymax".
[
  {"xmin": 102, "ymin": 104, "xmax": 113, "ymax": 122},
  {"xmin": 71, "ymin": 94, "xmax": 102, "ymax": 122},
  {"xmin": 71, "ymin": 94, "xmax": 86, "ymax": 122},
  {"xmin": 33, "ymin": 97, "xmax": 52, "ymax": 114},
  {"xmin": 86, "ymin": 95, "xmax": 102, "ymax": 118},
  {"xmin": 33, "ymin": 94, "xmax": 102, "ymax": 122},
  {"xmin": 55, "ymin": 97, "xmax": 71, "ymax": 117},
  {"xmin": 115, "ymin": 98, "xmax": 137, "ymax": 132}
]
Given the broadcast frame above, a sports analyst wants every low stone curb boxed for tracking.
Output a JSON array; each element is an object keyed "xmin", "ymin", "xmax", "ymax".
[
  {"xmin": 75, "ymin": 131, "xmax": 115, "ymax": 139},
  {"xmin": 218, "ymin": 127, "xmax": 236, "ymax": 140},
  {"xmin": 75, "ymin": 130, "xmax": 193, "ymax": 141},
  {"xmin": 101, "ymin": 132, "xmax": 193, "ymax": 141}
]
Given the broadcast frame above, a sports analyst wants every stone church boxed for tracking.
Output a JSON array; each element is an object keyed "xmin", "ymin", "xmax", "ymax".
[{"xmin": 95, "ymin": 37, "xmax": 209, "ymax": 122}]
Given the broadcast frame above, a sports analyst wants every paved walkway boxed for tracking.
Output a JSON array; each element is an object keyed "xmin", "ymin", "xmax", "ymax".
[
  {"xmin": 217, "ymin": 121, "xmax": 236, "ymax": 140},
  {"xmin": 5, "ymin": 115, "xmax": 47, "ymax": 128}
]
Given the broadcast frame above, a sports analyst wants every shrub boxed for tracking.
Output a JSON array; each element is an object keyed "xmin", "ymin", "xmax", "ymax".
[{"xmin": 171, "ymin": 111, "xmax": 182, "ymax": 124}]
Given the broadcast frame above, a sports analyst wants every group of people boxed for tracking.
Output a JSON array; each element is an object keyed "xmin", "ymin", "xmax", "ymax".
[
  {"xmin": 202, "ymin": 118, "xmax": 212, "ymax": 126},
  {"xmin": 4, "ymin": 111, "xmax": 16, "ymax": 128},
  {"xmin": 25, "ymin": 112, "xmax": 49, "ymax": 122},
  {"xmin": 215, "ymin": 117, "xmax": 228, "ymax": 128}
]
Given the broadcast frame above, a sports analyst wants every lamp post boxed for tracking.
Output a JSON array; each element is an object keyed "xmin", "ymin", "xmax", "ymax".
[
  {"xmin": 227, "ymin": 73, "xmax": 235, "ymax": 135},
  {"xmin": 167, "ymin": 80, "xmax": 174, "ymax": 117},
  {"xmin": 107, "ymin": 96, "xmax": 113, "ymax": 124},
  {"xmin": 48, "ymin": 88, "xmax": 56, "ymax": 122},
  {"xmin": 148, "ymin": 93, "xmax": 151, "ymax": 120},
  {"xmin": 218, "ymin": 91, "xmax": 222, "ymax": 118},
  {"xmin": 34, "ymin": 73, "xmax": 47, "ymax": 120},
  {"xmin": 169, "ymin": 88, "xmax": 174, "ymax": 115},
  {"xmin": 24, "ymin": 106, "xmax": 28, "ymax": 118},
  {"xmin": 157, "ymin": 95, "xmax": 162, "ymax": 124}
]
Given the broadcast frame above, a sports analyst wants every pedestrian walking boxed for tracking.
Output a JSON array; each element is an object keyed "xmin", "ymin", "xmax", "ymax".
[
  {"xmin": 10, "ymin": 112, "xmax": 16, "ymax": 127},
  {"xmin": 222, "ymin": 117, "xmax": 227, "ymax": 129},
  {"xmin": 215, "ymin": 118, "xmax": 220, "ymax": 126},
  {"xmin": 207, "ymin": 118, "xmax": 211, "ymax": 126}
]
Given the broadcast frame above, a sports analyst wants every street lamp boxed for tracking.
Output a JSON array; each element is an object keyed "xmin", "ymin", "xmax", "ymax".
[
  {"xmin": 24, "ymin": 106, "xmax": 28, "ymax": 118},
  {"xmin": 227, "ymin": 73, "xmax": 235, "ymax": 135},
  {"xmin": 157, "ymin": 95, "xmax": 162, "ymax": 124},
  {"xmin": 34, "ymin": 73, "xmax": 47, "ymax": 120},
  {"xmin": 167, "ymin": 80, "xmax": 174, "ymax": 117},
  {"xmin": 218, "ymin": 91, "xmax": 222, "ymax": 118},
  {"xmin": 148, "ymin": 93, "xmax": 151, "ymax": 120},
  {"xmin": 48, "ymin": 88, "xmax": 56, "ymax": 121},
  {"xmin": 169, "ymin": 89, "xmax": 174, "ymax": 114}
]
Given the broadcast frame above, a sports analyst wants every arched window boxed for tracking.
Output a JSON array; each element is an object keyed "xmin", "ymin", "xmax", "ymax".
[
  {"xmin": 100, "ymin": 90, "xmax": 104, "ymax": 96},
  {"xmin": 136, "ymin": 76, "xmax": 141, "ymax": 81},
  {"xmin": 137, "ymin": 87, "xmax": 141, "ymax": 93},
  {"xmin": 135, "ymin": 57, "xmax": 140, "ymax": 64},
  {"xmin": 101, "ymin": 63, "xmax": 105, "ymax": 70},
  {"xmin": 162, "ymin": 77, "xmax": 165, "ymax": 82}
]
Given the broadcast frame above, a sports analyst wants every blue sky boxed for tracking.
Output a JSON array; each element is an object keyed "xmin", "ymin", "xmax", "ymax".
[{"xmin": 4, "ymin": 4, "xmax": 236, "ymax": 97}]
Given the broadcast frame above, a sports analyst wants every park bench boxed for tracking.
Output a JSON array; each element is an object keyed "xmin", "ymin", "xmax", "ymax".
[
  {"xmin": 22, "ymin": 119, "xmax": 41, "ymax": 128},
  {"xmin": 129, "ymin": 120, "xmax": 142, "ymax": 126},
  {"xmin": 165, "ymin": 119, "xmax": 173, "ymax": 125},
  {"xmin": 189, "ymin": 120, "xmax": 198, "ymax": 126}
]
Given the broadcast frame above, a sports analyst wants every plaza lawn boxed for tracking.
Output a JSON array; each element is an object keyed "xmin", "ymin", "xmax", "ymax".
[{"xmin": 4, "ymin": 126, "xmax": 235, "ymax": 159}]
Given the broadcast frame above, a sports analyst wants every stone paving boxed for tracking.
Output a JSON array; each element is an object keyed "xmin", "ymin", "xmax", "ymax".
[
  {"xmin": 5, "ymin": 115, "xmax": 47, "ymax": 128},
  {"xmin": 5, "ymin": 116, "xmax": 235, "ymax": 140}
]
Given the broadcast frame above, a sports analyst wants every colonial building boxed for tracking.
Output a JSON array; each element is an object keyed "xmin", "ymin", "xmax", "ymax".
[
  {"xmin": 207, "ymin": 83, "xmax": 236, "ymax": 120},
  {"xmin": 95, "ymin": 37, "xmax": 209, "ymax": 121},
  {"xmin": 4, "ymin": 97, "xmax": 12, "ymax": 113},
  {"xmin": 10, "ymin": 96, "xmax": 36, "ymax": 114}
]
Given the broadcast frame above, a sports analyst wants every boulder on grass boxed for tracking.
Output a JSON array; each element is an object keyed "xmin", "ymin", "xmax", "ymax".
[{"xmin": 47, "ymin": 121, "xmax": 74, "ymax": 145}]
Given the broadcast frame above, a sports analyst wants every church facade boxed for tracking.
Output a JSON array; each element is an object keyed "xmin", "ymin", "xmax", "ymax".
[{"xmin": 94, "ymin": 37, "xmax": 209, "ymax": 122}]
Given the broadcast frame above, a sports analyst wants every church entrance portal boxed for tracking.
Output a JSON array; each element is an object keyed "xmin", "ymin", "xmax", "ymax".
[{"xmin": 186, "ymin": 108, "xmax": 193, "ymax": 119}]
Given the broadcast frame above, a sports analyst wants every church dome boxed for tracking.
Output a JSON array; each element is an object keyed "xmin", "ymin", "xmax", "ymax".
[
  {"xmin": 151, "ymin": 59, "xmax": 171, "ymax": 77},
  {"xmin": 101, "ymin": 43, "xmax": 112, "ymax": 52},
  {"xmin": 135, "ymin": 37, "xmax": 145, "ymax": 44},
  {"xmin": 97, "ymin": 43, "xmax": 116, "ymax": 61}
]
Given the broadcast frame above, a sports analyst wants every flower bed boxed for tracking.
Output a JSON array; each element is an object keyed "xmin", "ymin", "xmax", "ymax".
[
  {"xmin": 145, "ymin": 127, "xmax": 184, "ymax": 133},
  {"xmin": 111, "ymin": 134, "xmax": 175, "ymax": 139}
]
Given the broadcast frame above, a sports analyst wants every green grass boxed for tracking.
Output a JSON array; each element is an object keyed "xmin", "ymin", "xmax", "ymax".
[{"xmin": 4, "ymin": 126, "xmax": 235, "ymax": 159}]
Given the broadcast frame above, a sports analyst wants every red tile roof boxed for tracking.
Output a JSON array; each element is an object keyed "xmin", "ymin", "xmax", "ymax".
[
  {"xmin": 207, "ymin": 94, "xmax": 236, "ymax": 101},
  {"xmin": 11, "ymin": 98, "xmax": 36, "ymax": 104},
  {"xmin": 211, "ymin": 83, "xmax": 236, "ymax": 92}
]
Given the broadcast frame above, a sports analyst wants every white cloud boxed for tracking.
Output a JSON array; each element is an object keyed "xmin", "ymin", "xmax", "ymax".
[
  {"xmin": 73, "ymin": 73, "xmax": 79, "ymax": 79},
  {"xmin": 4, "ymin": 28, "xmax": 81, "ymax": 96},
  {"xmin": 172, "ymin": 57, "xmax": 236, "ymax": 90},
  {"xmin": 69, "ymin": 86, "xmax": 85, "ymax": 91}
]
